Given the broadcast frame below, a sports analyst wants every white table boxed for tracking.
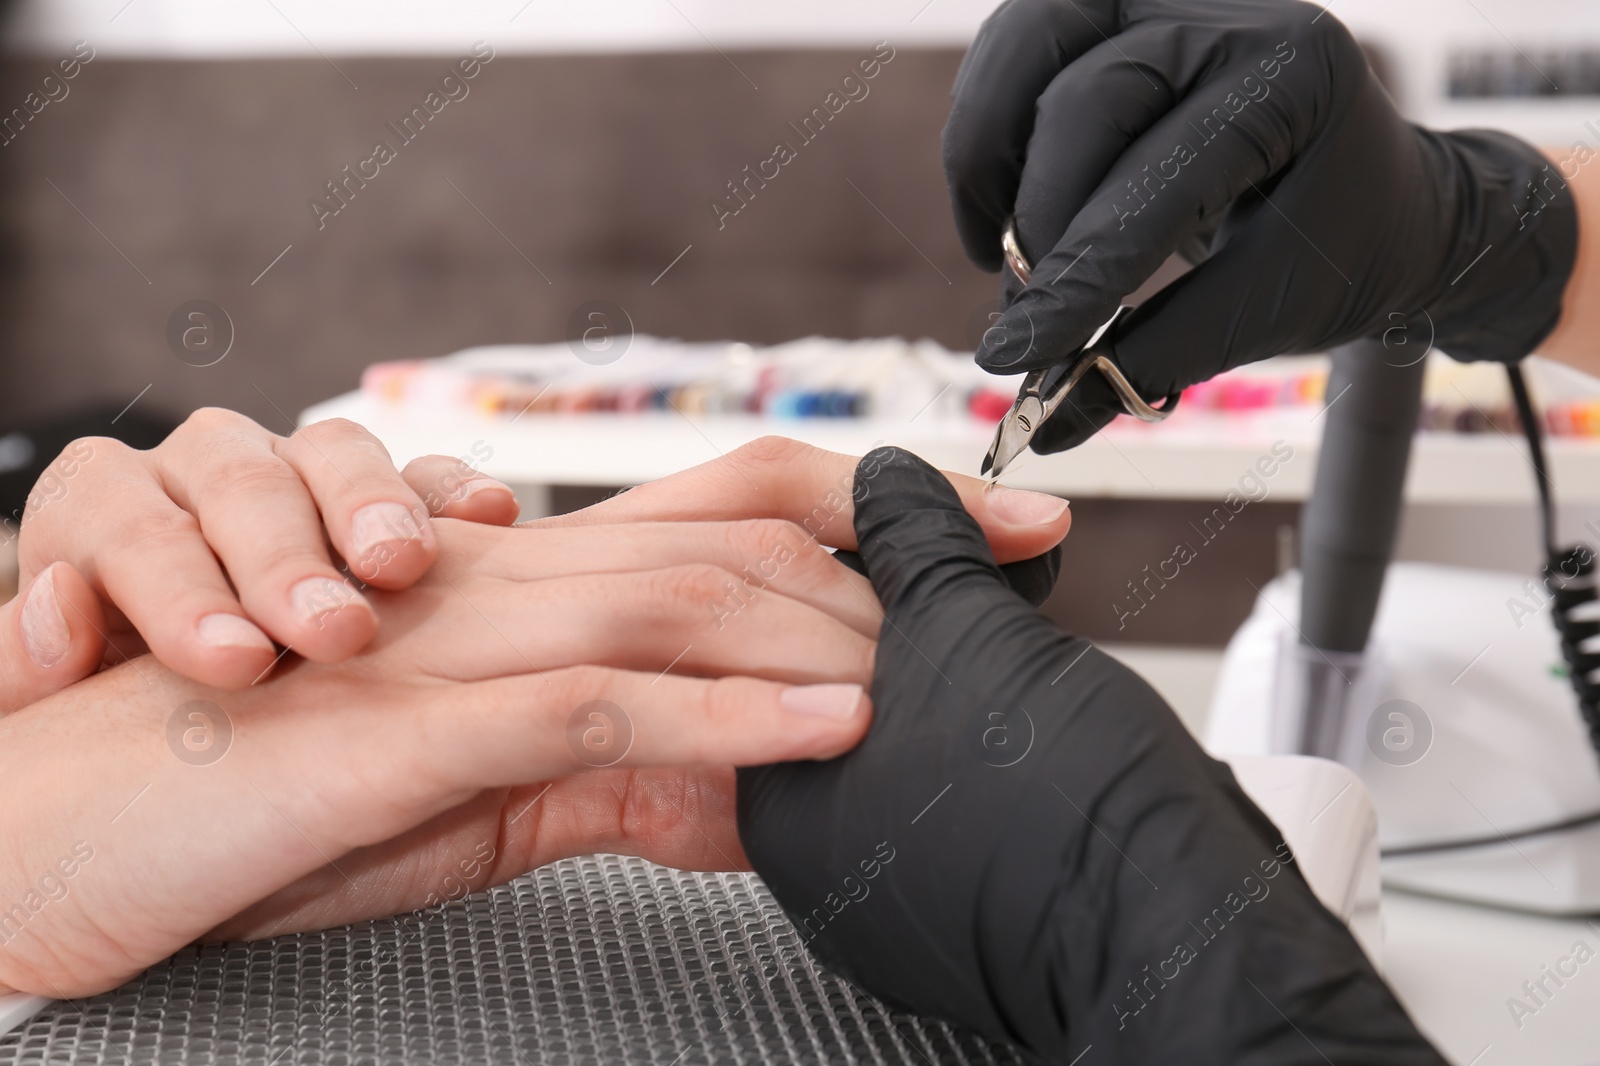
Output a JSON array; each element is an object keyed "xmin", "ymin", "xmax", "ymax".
[
  {"xmin": 1384, "ymin": 890, "xmax": 1600, "ymax": 1065},
  {"xmin": 302, "ymin": 392, "xmax": 1600, "ymax": 506},
  {"xmin": 1120, "ymin": 644, "xmax": 1600, "ymax": 1066}
]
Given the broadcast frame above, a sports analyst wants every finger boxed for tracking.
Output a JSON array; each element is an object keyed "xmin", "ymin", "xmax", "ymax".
[
  {"xmin": 1109, "ymin": 76, "xmax": 1403, "ymax": 388},
  {"xmin": 525, "ymin": 437, "xmax": 1071, "ymax": 565},
  {"xmin": 1008, "ymin": 27, "xmax": 1179, "ymax": 283},
  {"xmin": 983, "ymin": 24, "xmax": 1353, "ymax": 373},
  {"xmin": 0, "ymin": 563, "xmax": 106, "ymax": 714},
  {"xmin": 87, "ymin": 493, "xmax": 281, "ymax": 687},
  {"xmin": 486, "ymin": 768, "xmax": 748, "ymax": 877},
  {"xmin": 153, "ymin": 412, "xmax": 376, "ymax": 663},
  {"xmin": 505, "ymin": 768, "xmax": 748, "ymax": 873},
  {"xmin": 438, "ymin": 518, "xmax": 882, "ymax": 639},
  {"xmin": 402, "ymin": 455, "xmax": 519, "ymax": 525},
  {"xmin": 274, "ymin": 418, "xmax": 438, "ymax": 589},
  {"xmin": 943, "ymin": 0, "xmax": 1116, "ymax": 268},
  {"xmin": 418, "ymin": 666, "xmax": 873, "ymax": 792},
  {"xmin": 997, "ymin": 549, "xmax": 1063, "ymax": 608},
  {"xmin": 20, "ymin": 438, "xmax": 282, "ymax": 688},
  {"xmin": 400, "ymin": 565, "xmax": 877, "ymax": 687}
]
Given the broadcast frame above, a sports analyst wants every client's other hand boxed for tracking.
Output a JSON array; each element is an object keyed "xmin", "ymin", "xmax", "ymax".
[
  {"xmin": 0, "ymin": 439, "xmax": 1072, "ymax": 1000},
  {"xmin": 0, "ymin": 409, "xmax": 522, "ymax": 706},
  {"xmin": 738, "ymin": 449, "xmax": 1444, "ymax": 1065}
]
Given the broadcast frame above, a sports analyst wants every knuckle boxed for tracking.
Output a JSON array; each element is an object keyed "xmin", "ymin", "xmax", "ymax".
[
  {"xmin": 208, "ymin": 453, "xmax": 300, "ymax": 496},
  {"xmin": 249, "ymin": 540, "xmax": 330, "ymax": 585},
  {"xmin": 176, "ymin": 406, "xmax": 254, "ymax": 441},
  {"xmin": 55, "ymin": 435, "xmax": 119, "ymax": 464},
  {"xmin": 1279, "ymin": 1, "xmax": 1329, "ymax": 30},
  {"xmin": 41, "ymin": 436, "xmax": 117, "ymax": 480},
  {"xmin": 409, "ymin": 456, "xmax": 478, "ymax": 511},
  {"xmin": 729, "ymin": 435, "xmax": 810, "ymax": 472},
  {"xmin": 727, "ymin": 518, "xmax": 811, "ymax": 562},
  {"xmin": 1274, "ymin": 5, "xmax": 1354, "ymax": 55},
  {"xmin": 643, "ymin": 564, "xmax": 739, "ymax": 618},
  {"xmin": 292, "ymin": 417, "xmax": 374, "ymax": 452},
  {"xmin": 941, "ymin": 121, "xmax": 981, "ymax": 179},
  {"xmin": 617, "ymin": 769, "xmax": 690, "ymax": 842},
  {"xmin": 545, "ymin": 664, "xmax": 618, "ymax": 720},
  {"xmin": 792, "ymin": 541, "xmax": 847, "ymax": 588},
  {"xmin": 107, "ymin": 505, "xmax": 202, "ymax": 560},
  {"xmin": 695, "ymin": 676, "xmax": 751, "ymax": 732},
  {"xmin": 410, "ymin": 454, "xmax": 470, "ymax": 480},
  {"xmin": 15, "ymin": 438, "xmax": 128, "ymax": 554}
]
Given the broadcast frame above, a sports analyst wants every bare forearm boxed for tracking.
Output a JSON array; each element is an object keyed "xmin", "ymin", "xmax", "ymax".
[{"xmin": 1538, "ymin": 147, "xmax": 1600, "ymax": 374}]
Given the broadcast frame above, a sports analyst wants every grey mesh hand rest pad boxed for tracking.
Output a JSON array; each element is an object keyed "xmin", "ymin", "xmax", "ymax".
[{"xmin": 0, "ymin": 855, "xmax": 1028, "ymax": 1065}]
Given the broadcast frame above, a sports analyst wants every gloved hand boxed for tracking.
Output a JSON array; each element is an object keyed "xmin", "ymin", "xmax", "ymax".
[
  {"xmin": 947, "ymin": 0, "xmax": 1578, "ymax": 452},
  {"xmin": 738, "ymin": 447, "xmax": 1446, "ymax": 1065}
]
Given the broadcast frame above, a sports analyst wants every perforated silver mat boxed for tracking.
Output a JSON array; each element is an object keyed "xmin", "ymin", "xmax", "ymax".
[{"xmin": 0, "ymin": 854, "xmax": 1027, "ymax": 1065}]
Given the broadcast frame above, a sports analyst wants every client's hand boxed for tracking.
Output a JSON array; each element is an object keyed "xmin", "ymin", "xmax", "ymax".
[
  {"xmin": 738, "ymin": 449, "xmax": 1445, "ymax": 1065},
  {"xmin": 0, "ymin": 439, "xmax": 1073, "ymax": 1000},
  {"xmin": 0, "ymin": 409, "xmax": 520, "ymax": 706},
  {"xmin": 222, "ymin": 438, "xmax": 1073, "ymax": 942}
]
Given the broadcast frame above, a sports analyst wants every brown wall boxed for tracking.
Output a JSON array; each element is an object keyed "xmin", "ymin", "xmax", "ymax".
[{"xmin": 0, "ymin": 48, "xmax": 993, "ymax": 430}]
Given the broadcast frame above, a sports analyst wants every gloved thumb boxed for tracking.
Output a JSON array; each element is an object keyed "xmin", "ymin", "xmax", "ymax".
[
  {"xmin": 850, "ymin": 446, "xmax": 1061, "ymax": 611},
  {"xmin": 0, "ymin": 561, "xmax": 107, "ymax": 715}
]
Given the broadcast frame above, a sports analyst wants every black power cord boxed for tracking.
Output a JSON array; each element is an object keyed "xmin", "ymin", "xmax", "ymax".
[{"xmin": 1506, "ymin": 363, "xmax": 1600, "ymax": 758}]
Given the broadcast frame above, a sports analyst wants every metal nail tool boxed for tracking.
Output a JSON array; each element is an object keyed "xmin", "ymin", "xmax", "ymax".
[{"xmin": 981, "ymin": 221, "xmax": 1180, "ymax": 478}]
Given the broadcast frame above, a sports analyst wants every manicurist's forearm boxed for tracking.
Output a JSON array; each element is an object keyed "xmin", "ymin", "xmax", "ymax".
[{"xmin": 1539, "ymin": 146, "xmax": 1600, "ymax": 374}]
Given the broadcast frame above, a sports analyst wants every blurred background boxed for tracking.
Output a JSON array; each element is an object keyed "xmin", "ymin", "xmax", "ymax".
[
  {"xmin": 4, "ymin": 3, "xmax": 1600, "ymax": 1062},
  {"xmin": 1, "ymin": 0, "xmax": 1599, "ymax": 652}
]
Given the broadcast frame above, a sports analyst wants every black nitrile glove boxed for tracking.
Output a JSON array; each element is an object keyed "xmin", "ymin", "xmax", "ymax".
[
  {"xmin": 738, "ymin": 447, "xmax": 1446, "ymax": 1066},
  {"xmin": 946, "ymin": 0, "xmax": 1578, "ymax": 452}
]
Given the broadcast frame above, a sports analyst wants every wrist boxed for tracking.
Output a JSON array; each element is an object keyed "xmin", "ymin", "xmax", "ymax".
[
  {"xmin": 1425, "ymin": 129, "xmax": 1579, "ymax": 363},
  {"xmin": 1536, "ymin": 144, "xmax": 1600, "ymax": 370}
]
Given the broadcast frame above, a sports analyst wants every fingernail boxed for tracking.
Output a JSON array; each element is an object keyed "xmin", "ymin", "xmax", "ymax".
[
  {"xmin": 986, "ymin": 486, "xmax": 1069, "ymax": 526},
  {"xmin": 460, "ymin": 477, "xmax": 515, "ymax": 502},
  {"xmin": 197, "ymin": 612, "xmax": 275, "ymax": 652},
  {"xmin": 350, "ymin": 501, "xmax": 423, "ymax": 558},
  {"xmin": 290, "ymin": 576, "xmax": 369, "ymax": 625},
  {"xmin": 21, "ymin": 565, "xmax": 70, "ymax": 669},
  {"xmin": 780, "ymin": 683, "xmax": 864, "ymax": 719}
]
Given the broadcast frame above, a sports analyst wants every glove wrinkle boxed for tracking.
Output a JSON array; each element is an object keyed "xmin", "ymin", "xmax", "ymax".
[{"xmin": 740, "ymin": 449, "xmax": 1447, "ymax": 1065}]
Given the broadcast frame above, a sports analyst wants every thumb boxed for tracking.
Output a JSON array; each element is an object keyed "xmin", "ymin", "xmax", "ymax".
[
  {"xmin": 851, "ymin": 447, "xmax": 1014, "ymax": 612},
  {"xmin": 851, "ymin": 447, "xmax": 1064, "ymax": 610},
  {"xmin": 850, "ymin": 447, "xmax": 1072, "ymax": 711},
  {"xmin": 0, "ymin": 562, "xmax": 107, "ymax": 714},
  {"xmin": 832, "ymin": 542, "xmax": 1061, "ymax": 610}
]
